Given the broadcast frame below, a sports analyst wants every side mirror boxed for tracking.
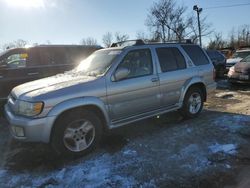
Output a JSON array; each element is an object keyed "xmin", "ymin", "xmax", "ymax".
[{"xmin": 112, "ymin": 67, "xmax": 130, "ymax": 81}]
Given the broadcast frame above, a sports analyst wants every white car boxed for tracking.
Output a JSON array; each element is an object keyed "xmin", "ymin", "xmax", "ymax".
[{"xmin": 226, "ymin": 49, "xmax": 250, "ymax": 72}]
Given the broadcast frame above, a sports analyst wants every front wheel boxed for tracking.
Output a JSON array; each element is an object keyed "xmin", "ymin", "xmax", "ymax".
[
  {"xmin": 179, "ymin": 87, "xmax": 204, "ymax": 119},
  {"xmin": 51, "ymin": 109, "xmax": 102, "ymax": 156}
]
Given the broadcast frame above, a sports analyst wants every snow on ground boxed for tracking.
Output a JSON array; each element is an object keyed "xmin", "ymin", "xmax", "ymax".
[
  {"xmin": 208, "ymin": 143, "xmax": 237, "ymax": 155},
  {"xmin": 0, "ymin": 112, "xmax": 249, "ymax": 187}
]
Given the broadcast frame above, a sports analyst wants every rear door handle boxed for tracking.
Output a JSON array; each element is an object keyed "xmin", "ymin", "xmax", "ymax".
[
  {"xmin": 28, "ymin": 72, "xmax": 39, "ymax": 76},
  {"xmin": 151, "ymin": 77, "xmax": 159, "ymax": 82}
]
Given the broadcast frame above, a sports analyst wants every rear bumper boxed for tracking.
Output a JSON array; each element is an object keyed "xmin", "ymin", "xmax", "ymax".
[
  {"xmin": 228, "ymin": 72, "xmax": 250, "ymax": 84},
  {"xmin": 228, "ymin": 78, "xmax": 250, "ymax": 84}
]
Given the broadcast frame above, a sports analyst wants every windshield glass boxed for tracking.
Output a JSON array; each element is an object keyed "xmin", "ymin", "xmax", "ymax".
[
  {"xmin": 76, "ymin": 49, "xmax": 121, "ymax": 76},
  {"xmin": 240, "ymin": 55, "xmax": 250, "ymax": 63},
  {"xmin": 232, "ymin": 51, "xmax": 250, "ymax": 59}
]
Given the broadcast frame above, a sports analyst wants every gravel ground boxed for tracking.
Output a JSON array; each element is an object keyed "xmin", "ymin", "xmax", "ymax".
[{"xmin": 0, "ymin": 80, "xmax": 249, "ymax": 188}]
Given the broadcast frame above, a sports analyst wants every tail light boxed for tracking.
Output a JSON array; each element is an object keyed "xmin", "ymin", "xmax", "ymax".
[{"xmin": 213, "ymin": 68, "xmax": 216, "ymax": 80}]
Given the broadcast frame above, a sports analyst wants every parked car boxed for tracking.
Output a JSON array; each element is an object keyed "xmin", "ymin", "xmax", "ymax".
[
  {"xmin": 228, "ymin": 55, "xmax": 250, "ymax": 84},
  {"xmin": 226, "ymin": 49, "xmax": 250, "ymax": 72},
  {"xmin": 0, "ymin": 45, "xmax": 102, "ymax": 103},
  {"xmin": 219, "ymin": 47, "xmax": 234, "ymax": 59},
  {"xmin": 5, "ymin": 40, "xmax": 216, "ymax": 156},
  {"xmin": 206, "ymin": 50, "xmax": 226, "ymax": 78}
]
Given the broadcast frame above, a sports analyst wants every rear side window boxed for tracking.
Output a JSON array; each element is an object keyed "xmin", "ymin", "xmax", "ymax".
[
  {"xmin": 156, "ymin": 47, "xmax": 186, "ymax": 72},
  {"xmin": 182, "ymin": 45, "xmax": 210, "ymax": 66}
]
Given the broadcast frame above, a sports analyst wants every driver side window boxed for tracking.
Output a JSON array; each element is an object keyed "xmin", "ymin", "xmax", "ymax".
[
  {"xmin": 118, "ymin": 49, "xmax": 153, "ymax": 79},
  {"xmin": 6, "ymin": 53, "xmax": 27, "ymax": 68}
]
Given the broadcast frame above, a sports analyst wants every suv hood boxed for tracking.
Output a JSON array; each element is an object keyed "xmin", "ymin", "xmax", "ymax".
[{"xmin": 12, "ymin": 71, "xmax": 97, "ymax": 100}]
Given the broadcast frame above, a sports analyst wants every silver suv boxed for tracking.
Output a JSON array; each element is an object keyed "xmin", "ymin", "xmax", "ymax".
[{"xmin": 4, "ymin": 40, "xmax": 216, "ymax": 156}]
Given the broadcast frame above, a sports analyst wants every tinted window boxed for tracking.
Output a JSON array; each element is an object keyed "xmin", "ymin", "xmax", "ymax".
[
  {"xmin": 118, "ymin": 49, "xmax": 153, "ymax": 79},
  {"xmin": 172, "ymin": 48, "xmax": 186, "ymax": 69},
  {"xmin": 182, "ymin": 45, "xmax": 210, "ymax": 65},
  {"xmin": 6, "ymin": 53, "xmax": 27, "ymax": 68},
  {"xmin": 156, "ymin": 47, "xmax": 186, "ymax": 72},
  {"xmin": 39, "ymin": 48, "xmax": 68, "ymax": 65}
]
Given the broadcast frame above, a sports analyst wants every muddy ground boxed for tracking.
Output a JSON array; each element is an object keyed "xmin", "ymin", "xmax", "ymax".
[{"xmin": 0, "ymin": 80, "xmax": 249, "ymax": 188}]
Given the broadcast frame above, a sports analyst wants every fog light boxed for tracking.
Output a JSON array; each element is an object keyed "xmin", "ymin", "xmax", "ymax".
[{"xmin": 11, "ymin": 126, "xmax": 25, "ymax": 137}]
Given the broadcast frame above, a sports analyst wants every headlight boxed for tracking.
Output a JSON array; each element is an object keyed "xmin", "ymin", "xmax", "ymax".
[
  {"xmin": 228, "ymin": 66, "xmax": 235, "ymax": 77},
  {"xmin": 17, "ymin": 100, "xmax": 44, "ymax": 117}
]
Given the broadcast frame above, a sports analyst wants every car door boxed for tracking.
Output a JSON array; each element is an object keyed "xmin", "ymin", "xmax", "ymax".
[
  {"xmin": 106, "ymin": 48, "xmax": 161, "ymax": 122},
  {"xmin": 0, "ymin": 49, "xmax": 31, "ymax": 99},
  {"xmin": 155, "ymin": 46, "xmax": 191, "ymax": 107}
]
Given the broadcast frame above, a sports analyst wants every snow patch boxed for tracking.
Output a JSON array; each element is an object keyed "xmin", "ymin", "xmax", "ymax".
[
  {"xmin": 123, "ymin": 149, "xmax": 137, "ymax": 156},
  {"xmin": 213, "ymin": 115, "xmax": 250, "ymax": 131},
  {"xmin": 215, "ymin": 91, "xmax": 237, "ymax": 99},
  {"xmin": 209, "ymin": 143, "xmax": 237, "ymax": 155}
]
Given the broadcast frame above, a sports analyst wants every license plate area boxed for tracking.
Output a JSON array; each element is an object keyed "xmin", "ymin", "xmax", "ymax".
[{"xmin": 239, "ymin": 75, "xmax": 249, "ymax": 80}]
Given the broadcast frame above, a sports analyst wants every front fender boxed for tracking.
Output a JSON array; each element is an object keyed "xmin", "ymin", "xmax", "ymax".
[{"xmin": 47, "ymin": 97, "xmax": 110, "ymax": 126}]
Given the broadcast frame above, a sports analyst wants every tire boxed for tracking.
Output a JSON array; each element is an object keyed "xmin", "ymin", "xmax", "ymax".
[
  {"xmin": 180, "ymin": 87, "xmax": 204, "ymax": 119},
  {"xmin": 51, "ymin": 109, "xmax": 103, "ymax": 156}
]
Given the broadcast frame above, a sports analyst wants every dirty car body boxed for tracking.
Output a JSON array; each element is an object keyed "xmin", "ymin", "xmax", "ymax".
[
  {"xmin": 228, "ymin": 55, "xmax": 250, "ymax": 84},
  {"xmin": 5, "ymin": 41, "xmax": 216, "ymax": 156}
]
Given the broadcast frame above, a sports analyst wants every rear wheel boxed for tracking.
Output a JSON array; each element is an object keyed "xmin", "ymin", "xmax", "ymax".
[
  {"xmin": 51, "ymin": 109, "xmax": 102, "ymax": 156},
  {"xmin": 180, "ymin": 87, "xmax": 204, "ymax": 119}
]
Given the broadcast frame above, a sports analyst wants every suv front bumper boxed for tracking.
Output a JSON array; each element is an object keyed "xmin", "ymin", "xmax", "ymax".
[{"xmin": 4, "ymin": 105, "xmax": 56, "ymax": 143}]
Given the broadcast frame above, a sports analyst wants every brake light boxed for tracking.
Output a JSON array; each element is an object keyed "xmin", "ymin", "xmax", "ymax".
[{"xmin": 213, "ymin": 68, "xmax": 216, "ymax": 80}]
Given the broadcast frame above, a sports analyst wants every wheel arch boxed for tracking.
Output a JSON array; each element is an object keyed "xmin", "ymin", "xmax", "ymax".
[
  {"xmin": 48, "ymin": 97, "xmax": 110, "ymax": 143},
  {"xmin": 180, "ymin": 78, "xmax": 207, "ymax": 104}
]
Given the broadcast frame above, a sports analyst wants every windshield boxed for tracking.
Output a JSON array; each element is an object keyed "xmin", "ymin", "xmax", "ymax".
[
  {"xmin": 76, "ymin": 49, "xmax": 121, "ymax": 76},
  {"xmin": 240, "ymin": 55, "xmax": 250, "ymax": 63},
  {"xmin": 232, "ymin": 51, "xmax": 250, "ymax": 59}
]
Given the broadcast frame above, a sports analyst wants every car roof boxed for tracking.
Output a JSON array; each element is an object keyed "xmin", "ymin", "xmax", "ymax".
[{"xmin": 108, "ymin": 39, "xmax": 197, "ymax": 50}]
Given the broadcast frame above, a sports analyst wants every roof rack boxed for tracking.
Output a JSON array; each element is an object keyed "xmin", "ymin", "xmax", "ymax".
[
  {"xmin": 110, "ymin": 38, "xmax": 193, "ymax": 48},
  {"xmin": 146, "ymin": 39, "xmax": 193, "ymax": 44},
  {"xmin": 110, "ymin": 39, "xmax": 145, "ymax": 47}
]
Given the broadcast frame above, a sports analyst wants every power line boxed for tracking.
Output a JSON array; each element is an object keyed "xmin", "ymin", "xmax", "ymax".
[{"xmin": 204, "ymin": 3, "xmax": 250, "ymax": 10}]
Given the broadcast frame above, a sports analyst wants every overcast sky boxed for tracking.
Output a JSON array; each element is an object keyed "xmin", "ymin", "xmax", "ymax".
[{"xmin": 0, "ymin": 0, "xmax": 249, "ymax": 46}]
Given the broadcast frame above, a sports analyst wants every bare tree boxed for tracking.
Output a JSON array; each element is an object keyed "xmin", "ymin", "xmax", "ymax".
[
  {"xmin": 81, "ymin": 37, "xmax": 98, "ymax": 45},
  {"xmin": 102, "ymin": 32, "xmax": 113, "ymax": 47},
  {"xmin": 146, "ymin": 0, "xmax": 211, "ymax": 43},
  {"xmin": 146, "ymin": 0, "xmax": 174, "ymax": 42},
  {"xmin": 189, "ymin": 15, "xmax": 212, "ymax": 44},
  {"xmin": 2, "ymin": 39, "xmax": 28, "ymax": 50},
  {"xmin": 207, "ymin": 32, "xmax": 227, "ymax": 49},
  {"xmin": 136, "ymin": 31, "xmax": 149, "ymax": 41},
  {"xmin": 115, "ymin": 32, "xmax": 129, "ymax": 42},
  {"xmin": 237, "ymin": 25, "xmax": 250, "ymax": 47}
]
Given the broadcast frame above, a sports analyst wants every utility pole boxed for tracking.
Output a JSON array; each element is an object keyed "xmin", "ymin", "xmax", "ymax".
[{"xmin": 193, "ymin": 5, "xmax": 203, "ymax": 46}]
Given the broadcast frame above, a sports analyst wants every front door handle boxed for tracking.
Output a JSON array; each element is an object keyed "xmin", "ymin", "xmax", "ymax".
[
  {"xmin": 28, "ymin": 72, "xmax": 39, "ymax": 76},
  {"xmin": 151, "ymin": 77, "xmax": 159, "ymax": 82}
]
